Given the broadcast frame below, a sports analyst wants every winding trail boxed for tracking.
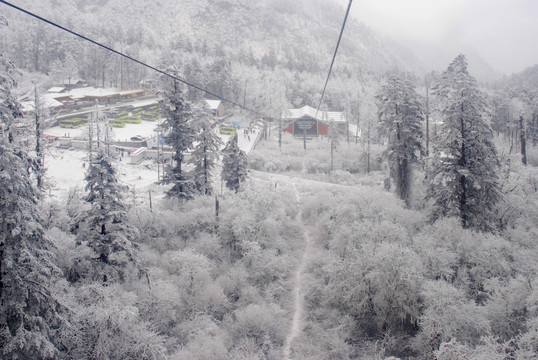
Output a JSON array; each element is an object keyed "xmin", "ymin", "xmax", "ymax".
[{"xmin": 282, "ymin": 178, "xmax": 312, "ymax": 360}]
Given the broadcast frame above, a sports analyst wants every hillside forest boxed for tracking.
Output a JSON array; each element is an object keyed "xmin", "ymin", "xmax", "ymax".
[{"xmin": 1, "ymin": 0, "xmax": 538, "ymax": 359}]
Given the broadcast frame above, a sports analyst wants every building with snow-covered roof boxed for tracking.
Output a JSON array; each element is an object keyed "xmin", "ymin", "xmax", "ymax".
[
  {"xmin": 204, "ymin": 99, "xmax": 225, "ymax": 117},
  {"xmin": 47, "ymin": 86, "xmax": 66, "ymax": 93},
  {"xmin": 119, "ymin": 89, "xmax": 145, "ymax": 100},
  {"xmin": 282, "ymin": 105, "xmax": 347, "ymax": 137},
  {"xmin": 19, "ymin": 94, "xmax": 64, "ymax": 114},
  {"xmin": 84, "ymin": 87, "xmax": 121, "ymax": 105},
  {"xmin": 68, "ymin": 86, "xmax": 96, "ymax": 100}
]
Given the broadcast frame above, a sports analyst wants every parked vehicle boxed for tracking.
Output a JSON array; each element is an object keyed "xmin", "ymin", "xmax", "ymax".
[{"xmin": 219, "ymin": 126, "xmax": 236, "ymax": 135}]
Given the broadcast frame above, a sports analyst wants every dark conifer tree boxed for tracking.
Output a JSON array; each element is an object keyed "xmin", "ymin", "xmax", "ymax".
[
  {"xmin": 0, "ymin": 54, "xmax": 67, "ymax": 359},
  {"xmin": 221, "ymin": 134, "xmax": 248, "ymax": 193},
  {"xmin": 190, "ymin": 114, "xmax": 223, "ymax": 195},
  {"xmin": 72, "ymin": 151, "xmax": 138, "ymax": 283},
  {"xmin": 427, "ymin": 54, "xmax": 502, "ymax": 231},
  {"xmin": 158, "ymin": 81, "xmax": 197, "ymax": 200},
  {"xmin": 376, "ymin": 73, "xmax": 424, "ymax": 207}
]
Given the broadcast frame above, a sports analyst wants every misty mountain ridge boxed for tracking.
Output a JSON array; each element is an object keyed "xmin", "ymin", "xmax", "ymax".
[
  {"xmin": 69, "ymin": 0, "xmax": 503, "ymax": 79},
  {"xmin": 1, "ymin": 0, "xmax": 530, "ymax": 101}
]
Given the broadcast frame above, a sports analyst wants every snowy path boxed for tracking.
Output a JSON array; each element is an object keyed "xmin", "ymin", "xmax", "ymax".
[{"xmin": 282, "ymin": 178, "xmax": 312, "ymax": 360}]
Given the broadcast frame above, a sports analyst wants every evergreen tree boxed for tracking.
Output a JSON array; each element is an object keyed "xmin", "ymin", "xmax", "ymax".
[
  {"xmin": 190, "ymin": 114, "xmax": 223, "ymax": 195},
  {"xmin": 72, "ymin": 151, "xmax": 138, "ymax": 283},
  {"xmin": 427, "ymin": 54, "xmax": 501, "ymax": 231},
  {"xmin": 158, "ymin": 82, "xmax": 197, "ymax": 200},
  {"xmin": 0, "ymin": 54, "xmax": 67, "ymax": 359},
  {"xmin": 376, "ymin": 73, "xmax": 424, "ymax": 207},
  {"xmin": 221, "ymin": 134, "xmax": 248, "ymax": 193}
]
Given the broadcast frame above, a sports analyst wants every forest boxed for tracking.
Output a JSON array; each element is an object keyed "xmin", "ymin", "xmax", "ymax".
[{"xmin": 1, "ymin": 0, "xmax": 538, "ymax": 359}]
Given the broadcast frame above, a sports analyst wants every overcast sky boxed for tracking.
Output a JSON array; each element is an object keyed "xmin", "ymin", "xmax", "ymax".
[{"xmin": 334, "ymin": 0, "xmax": 538, "ymax": 74}]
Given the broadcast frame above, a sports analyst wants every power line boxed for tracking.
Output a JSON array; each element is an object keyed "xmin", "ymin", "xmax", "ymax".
[
  {"xmin": 315, "ymin": 0, "xmax": 353, "ymax": 117},
  {"xmin": 0, "ymin": 0, "xmax": 268, "ymax": 118}
]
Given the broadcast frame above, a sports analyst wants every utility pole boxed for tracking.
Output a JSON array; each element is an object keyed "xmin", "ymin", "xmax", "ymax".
[
  {"xmin": 346, "ymin": 116, "xmax": 350, "ymax": 145},
  {"xmin": 278, "ymin": 113, "xmax": 282, "ymax": 150},
  {"xmin": 120, "ymin": 41, "xmax": 124, "ymax": 90},
  {"xmin": 215, "ymin": 196, "xmax": 220, "ymax": 232},
  {"xmin": 243, "ymin": 79, "xmax": 248, "ymax": 108},
  {"xmin": 95, "ymin": 99, "xmax": 100, "ymax": 150},
  {"xmin": 303, "ymin": 123, "xmax": 307, "ymax": 150},
  {"xmin": 157, "ymin": 146, "xmax": 161, "ymax": 182},
  {"xmin": 355, "ymin": 99, "xmax": 360, "ymax": 145},
  {"xmin": 345, "ymin": 98, "xmax": 350, "ymax": 144},
  {"xmin": 88, "ymin": 103, "xmax": 93, "ymax": 162}
]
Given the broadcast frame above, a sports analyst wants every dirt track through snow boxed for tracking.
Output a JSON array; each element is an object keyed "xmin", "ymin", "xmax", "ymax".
[{"xmin": 282, "ymin": 178, "xmax": 312, "ymax": 360}]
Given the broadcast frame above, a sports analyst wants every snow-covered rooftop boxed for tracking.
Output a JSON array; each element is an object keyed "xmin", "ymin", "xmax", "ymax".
[
  {"xmin": 20, "ymin": 96, "xmax": 64, "ymax": 113},
  {"xmin": 69, "ymin": 86, "xmax": 96, "ymax": 100},
  {"xmin": 85, "ymin": 87, "xmax": 119, "ymax": 98},
  {"xmin": 283, "ymin": 105, "xmax": 346, "ymax": 123},
  {"xmin": 41, "ymin": 94, "xmax": 65, "ymax": 108},
  {"xmin": 119, "ymin": 89, "xmax": 145, "ymax": 96},
  {"xmin": 47, "ymin": 86, "xmax": 66, "ymax": 93},
  {"xmin": 204, "ymin": 99, "xmax": 222, "ymax": 110}
]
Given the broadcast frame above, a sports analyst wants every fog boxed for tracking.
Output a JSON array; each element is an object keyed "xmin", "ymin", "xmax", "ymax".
[{"xmin": 334, "ymin": 0, "xmax": 538, "ymax": 74}]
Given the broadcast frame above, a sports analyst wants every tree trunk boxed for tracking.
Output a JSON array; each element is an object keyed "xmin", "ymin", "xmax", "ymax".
[
  {"xmin": 425, "ymin": 88, "xmax": 430, "ymax": 157},
  {"xmin": 355, "ymin": 100, "xmax": 360, "ymax": 145},
  {"xmin": 330, "ymin": 141, "xmax": 334, "ymax": 172},
  {"xmin": 520, "ymin": 115, "xmax": 527, "ymax": 165},
  {"xmin": 367, "ymin": 122, "xmax": 371, "ymax": 174},
  {"xmin": 303, "ymin": 125, "xmax": 306, "ymax": 150},
  {"xmin": 279, "ymin": 118, "xmax": 282, "ymax": 149}
]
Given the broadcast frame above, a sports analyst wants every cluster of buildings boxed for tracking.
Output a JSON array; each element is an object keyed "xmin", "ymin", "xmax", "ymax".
[{"xmin": 18, "ymin": 84, "xmax": 149, "ymax": 115}]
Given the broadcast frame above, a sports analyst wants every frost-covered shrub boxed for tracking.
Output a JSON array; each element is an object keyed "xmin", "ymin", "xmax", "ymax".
[
  {"xmin": 248, "ymin": 146, "xmax": 302, "ymax": 173},
  {"xmin": 248, "ymin": 152, "xmax": 267, "ymax": 171},
  {"xmin": 516, "ymin": 316, "xmax": 538, "ymax": 359},
  {"xmin": 172, "ymin": 325, "xmax": 228, "ymax": 360},
  {"xmin": 62, "ymin": 284, "xmax": 167, "ymax": 360},
  {"xmin": 326, "ymin": 169, "xmax": 355, "ymax": 185},
  {"xmin": 526, "ymin": 146, "xmax": 538, "ymax": 166},
  {"xmin": 305, "ymin": 152, "xmax": 330, "ymax": 174},
  {"xmin": 484, "ymin": 276, "xmax": 532, "ymax": 340},
  {"xmin": 225, "ymin": 302, "xmax": 286, "ymax": 351},
  {"xmin": 414, "ymin": 280, "xmax": 490, "ymax": 353}
]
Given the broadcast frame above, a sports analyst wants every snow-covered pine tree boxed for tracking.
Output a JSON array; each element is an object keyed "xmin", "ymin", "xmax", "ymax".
[
  {"xmin": 190, "ymin": 113, "xmax": 224, "ymax": 195},
  {"xmin": 72, "ymin": 151, "xmax": 138, "ymax": 283},
  {"xmin": 221, "ymin": 133, "xmax": 248, "ymax": 193},
  {"xmin": 1, "ymin": 54, "xmax": 67, "ymax": 359},
  {"xmin": 427, "ymin": 54, "xmax": 502, "ymax": 231},
  {"xmin": 158, "ymin": 81, "xmax": 197, "ymax": 200},
  {"xmin": 376, "ymin": 73, "xmax": 424, "ymax": 207}
]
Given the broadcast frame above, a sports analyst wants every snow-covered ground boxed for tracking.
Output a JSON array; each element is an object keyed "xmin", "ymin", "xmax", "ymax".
[{"xmin": 43, "ymin": 121, "xmax": 260, "ymax": 201}]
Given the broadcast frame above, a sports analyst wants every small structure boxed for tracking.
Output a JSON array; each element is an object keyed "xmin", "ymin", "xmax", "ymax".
[
  {"xmin": 282, "ymin": 105, "xmax": 347, "ymax": 137},
  {"xmin": 47, "ymin": 86, "xmax": 67, "ymax": 93},
  {"xmin": 129, "ymin": 147, "xmax": 147, "ymax": 164},
  {"xmin": 85, "ymin": 88, "xmax": 120, "ymax": 104},
  {"xmin": 19, "ymin": 94, "xmax": 64, "ymax": 115},
  {"xmin": 204, "ymin": 99, "xmax": 225, "ymax": 117},
  {"xmin": 119, "ymin": 89, "xmax": 145, "ymax": 100}
]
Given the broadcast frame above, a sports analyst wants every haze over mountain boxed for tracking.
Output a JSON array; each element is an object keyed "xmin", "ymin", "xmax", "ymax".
[
  {"xmin": 0, "ymin": 0, "xmax": 534, "ymax": 108},
  {"xmin": 333, "ymin": 0, "xmax": 538, "ymax": 77}
]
